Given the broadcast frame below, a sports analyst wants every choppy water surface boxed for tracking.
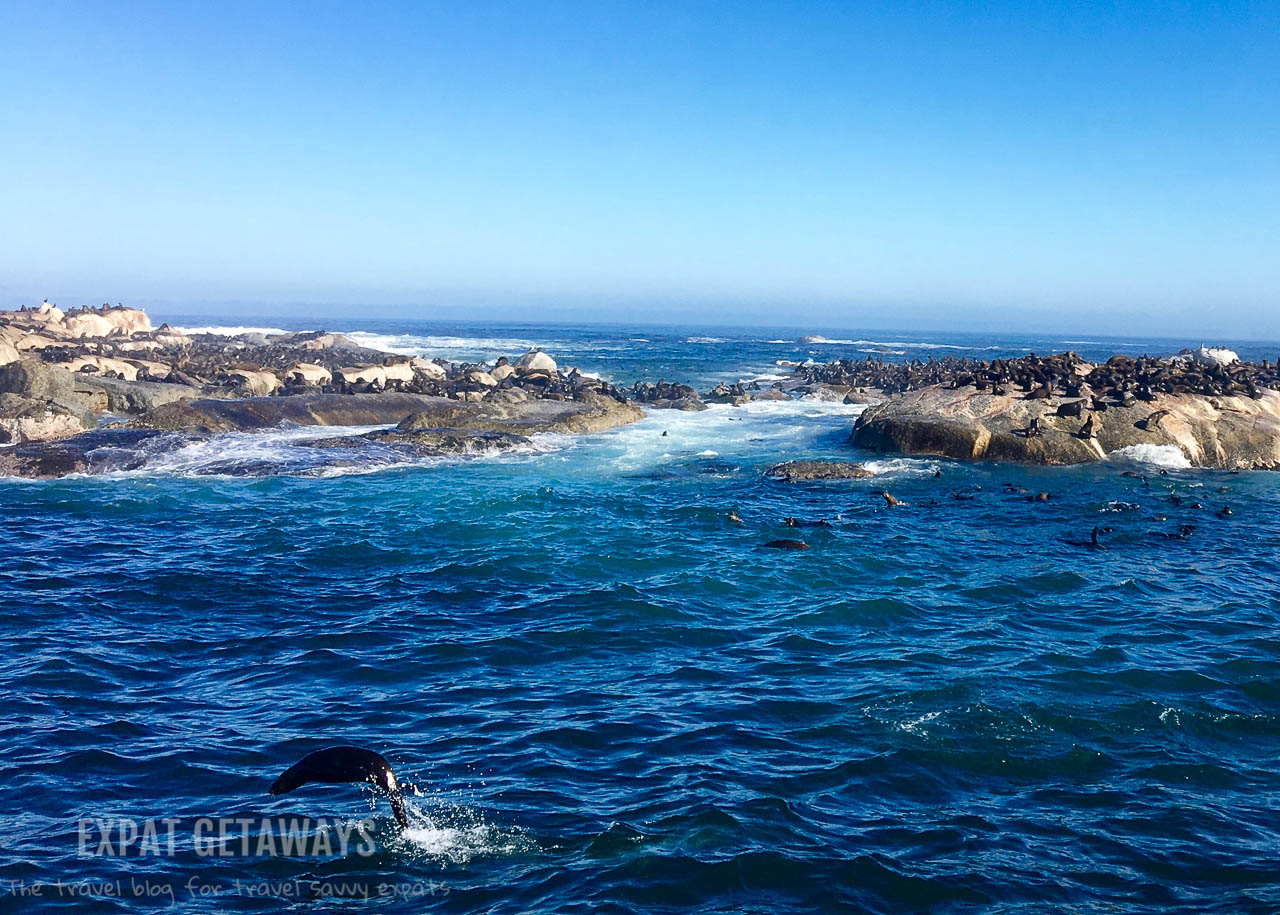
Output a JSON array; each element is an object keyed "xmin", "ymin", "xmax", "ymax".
[{"xmin": 3, "ymin": 322, "xmax": 1280, "ymax": 912}]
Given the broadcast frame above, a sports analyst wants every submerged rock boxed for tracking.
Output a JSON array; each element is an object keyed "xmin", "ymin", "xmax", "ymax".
[
  {"xmin": 0, "ymin": 428, "xmax": 176, "ymax": 477},
  {"xmin": 767, "ymin": 460, "xmax": 874, "ymax": 482}
]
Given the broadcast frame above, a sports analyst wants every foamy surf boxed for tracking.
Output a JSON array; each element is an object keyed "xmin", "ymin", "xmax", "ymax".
[
  {"xmin": 88, "ymin": 424, "xmax": 570, "ymax": 479},
  {"xmin": 1107, "ymin": 443, "xmax": 1192, "ymax": 469},
  {"xmin": 601, "ymin": 398, "xmax": 867, "ymax": 472},
  {"xmin": 174, "ymin": 324, "xmax": 292, "ymax": 336},
  {"xmin": 861, "ymin": 457, "xmax": 943, "ymax": 477},
  {"xmin": 342, "ymin": 331, "xmax": 552, "ymax": 359},
  {"xmin": 770, "ymin": 338, "xmax": 1000, "ymax": 350}
]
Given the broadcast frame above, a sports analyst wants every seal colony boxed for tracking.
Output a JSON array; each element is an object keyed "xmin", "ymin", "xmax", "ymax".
[
  {"xmin": 3, "ymin": 301, "xmax": 1280, "ymax": 476},
  {"xmin": 821, "ymin": 351, "xmax": 1280, "ymax": 469},
  {"xmin": 0, "ymin": 302, "xmax": 645, "ymax": 477}
]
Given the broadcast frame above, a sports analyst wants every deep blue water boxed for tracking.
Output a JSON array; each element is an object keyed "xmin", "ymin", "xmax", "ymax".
[{"xmin": 3, "ymin": 321, "xmax": 1280, "ymax": 912}]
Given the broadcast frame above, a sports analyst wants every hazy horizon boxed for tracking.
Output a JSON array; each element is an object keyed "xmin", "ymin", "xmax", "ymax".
[{"xmin": 3, "ymin": 1, "xmax": 1277, "ymax": 339}]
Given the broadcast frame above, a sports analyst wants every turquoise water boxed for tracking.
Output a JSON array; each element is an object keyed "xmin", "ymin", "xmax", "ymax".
[{"xmin": 2, "ymin": 322, "xmax": 1279, "ymax": 912}]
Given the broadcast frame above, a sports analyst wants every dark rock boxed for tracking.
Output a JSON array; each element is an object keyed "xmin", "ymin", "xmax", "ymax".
[
  {"xmin": 0, "ymin": 359, "xmax": 74, "ymax": 400},
  {"xmin": 767, "ymin": 460, "xmax": 873, "ymax": 482}
]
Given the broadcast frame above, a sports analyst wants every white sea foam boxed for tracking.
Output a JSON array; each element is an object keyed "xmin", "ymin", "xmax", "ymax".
[
  {"xmin": 599, "ymin": 398, "xmax": 867, "ymax": 472},
  {"xmin": 771, "ymin": 338, "xmax": 999, "ymax": 351},
  {"xmin": 739, "ymin": 372, "xmax": 789, "ymax": 383},
  {"xmin": 899, "ymin": 710, "xmax": 942, "ymax": 734},
  {"xmin": 341, "ymin": 331, "xmax": 552, "ymax": 358},
  {"xmin": 685, "ymin": 336, "xmax": 727, "ymax": 344},
  {"xmin": 93, "ymin": 424, "xmax": 567, "ymax": 479},
  {"xmin": 1106, "ymin": 443, "xmax": 1192, "ymax": 469},
  {"xmin": 396, "ymin": 796, "xmax": 532, "ymax": 863},
  {"xmin": 400, "ymin": 822, "xmax": 529, "ymax": 862},
  {"xmin": 174, "ymin": 324, "xmax": 292, "ymax": 336},
  {"xmin": 1061, "ymin": 340, "xmax": 1147, "ymax": 348},
  {"xmin": 861, "ymin": 457, "xmax": 942, "ymax": 477}
]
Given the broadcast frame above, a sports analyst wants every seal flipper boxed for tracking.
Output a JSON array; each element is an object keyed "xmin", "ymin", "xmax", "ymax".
[{"xmin": 270, "ymin": 745, "xmax": 409, "ymax": 828}]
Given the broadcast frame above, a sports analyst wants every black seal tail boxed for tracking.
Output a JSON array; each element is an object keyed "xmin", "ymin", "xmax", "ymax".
[{"xmin": 270, "ymin": 746, "xmax": 408, "ymax": 828}]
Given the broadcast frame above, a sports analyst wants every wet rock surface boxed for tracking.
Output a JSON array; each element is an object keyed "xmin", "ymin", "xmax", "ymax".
[
  {"xmin": 848, "ymin": 360, "xmax": 1280, "ymax": 469},
  {"xmin": 0, "ymin": 305, "xmax": 649, "ymax": 477},
  {"xmin": 768, "ymin": 460, "xmax": 875, "ymax": 482}
]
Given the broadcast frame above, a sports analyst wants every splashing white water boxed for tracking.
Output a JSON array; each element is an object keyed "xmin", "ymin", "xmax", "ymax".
[
  {"xmin": 1107, "ymin": 443, "xmax": 1192, "ymax": 469},
  {"xmin": 174, "ymin": 324, "xmax": 292, "ymax": 337},
  {"xmin": 342, "ymin": 331, "xmax": 554, "ymax": 360},
  {"xmin": 396, "ymin": 790, "xmax": 533, "ymax": 864},
  {"xmin": 598, "ymin": 398, "xmax": 867, "ymax": 473},
  {"xmin": 861, "ymin": 457, "xmax": 943, "ymax": 477},
  {"xmin": 92, "ymin": 424, "xmax": 568, "ymax": 479},
  {"xmin": 769, "ymin": 338, "xmax": 1000, "ymax": 351}
]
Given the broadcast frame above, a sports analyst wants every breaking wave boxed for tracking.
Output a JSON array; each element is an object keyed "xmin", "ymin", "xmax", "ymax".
[
  {"xmin": 174, "ymin": 324, "xmax": 292, "ymax": 336},
  {"xmin": 1107, "ymin": 443, "xmax": 1193, "ymax": 469}
]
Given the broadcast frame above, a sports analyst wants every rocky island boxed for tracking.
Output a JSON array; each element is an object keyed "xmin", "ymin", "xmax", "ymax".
[
  {"xmin": 4, "ymin": 301, "xmax": 1280, "ymax": 477},
  {"xmin": 0, "ymin": 302, "xmax": 643, "ymax": 477},
  {"xmin": 797, "ymin": 350, "xmax": 1280, "ymax": 470}
]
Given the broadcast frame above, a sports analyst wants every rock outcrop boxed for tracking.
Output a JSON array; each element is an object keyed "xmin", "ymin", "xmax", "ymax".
[
  {"xmin": 768, "ymin": 460, "xmax": 875, "ymax": 482},
  {"xmin": 852, "ymin": 384, "xmax": 1280, "ymax": 470}
]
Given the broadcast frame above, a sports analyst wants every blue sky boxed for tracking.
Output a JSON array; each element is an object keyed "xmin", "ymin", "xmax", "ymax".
[{"xmin": 1, "ymin": 1, "xmax": 1277, "ymax": 336}]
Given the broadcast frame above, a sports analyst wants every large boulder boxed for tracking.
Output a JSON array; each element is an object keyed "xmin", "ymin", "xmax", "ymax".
[
  {"xmin": 62, "ymin": 312, "xmax": 117, "ymax": 338},
  {"xmin": 410, "ymin": 358, "xmax": 446, "ymax": 380},
  {"xmin": 851, "ymin": 383, "xmax": 1280, "ymax": 469},
  {"xmin": 0, "ymin": 394, "xmax": 93, "ymax": 443},
  {"xmin": 152, "ymin": 325, "xmax": 192, "ymax": 347},
  {"xmin": 65, "ymin": 355, "xmax": 140, "ymax": 381},
  {"xmin": 135, "ymin": 393, "xmax": 456, "ymax": 433},
  {"xmin": 0, "ymin": 340, "xmax": 18, "ymax": 367},
  {"xmin": 0, "ymin": 359, "xmax": 75, "ymax": 400},
  {"xmin": 15, "ymin": 333, "xmax": 61, "ymax": 351},
  {"xmin": 226, "ymin": 369, "xmax": 282, "ymax": 397},
  {"xmin": 335, "ymin": 365, "xmax": 386, "ymax": 385},
  {"xmin": 103, "ymin": 307, "xmax": 152, "ymax": 335},
  {"xmin": 69, "ymin": 375, "xmax": 205, "ymax": 415},
  {"xmin": 516, "ymin": 349, "xmax": 558, "ymax": 374},
  {"xmin": 34, "ymin": 301, "xmax": 65, "ymax": 324},
  {"xmin": 381, "ymin": 362, "xmax": 416, "ymax": 384},
  {"xmin": 286, "ymin": 363, "xmax": 333, "ymax": 386}
]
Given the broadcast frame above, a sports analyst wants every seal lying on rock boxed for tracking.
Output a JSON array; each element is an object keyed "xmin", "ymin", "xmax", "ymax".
[{"xmin": 850, "ymin": 371, "xmax": 1280, "ymax": 470}]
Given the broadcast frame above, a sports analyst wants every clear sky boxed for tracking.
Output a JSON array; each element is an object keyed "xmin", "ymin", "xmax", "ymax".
[{"xmin": 1, "ymin": 1, "xmax": 1277, "ymax": 336}]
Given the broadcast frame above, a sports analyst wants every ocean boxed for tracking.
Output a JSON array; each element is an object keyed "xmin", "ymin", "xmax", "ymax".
[{"xmin": 3, "ymin": 318, "xmax": 1279, "ymax": 912}]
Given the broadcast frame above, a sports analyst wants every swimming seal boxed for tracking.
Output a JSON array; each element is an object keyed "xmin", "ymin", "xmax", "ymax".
[
  {"xmin": 270, "ymin": 746, "xmax": 408, "ymax": 828},
  {"xmin": 764, "ymin": 539, "xmax": 810, "ymax": 550},
  {"xmin": 1065, "ymin": 526, "xmax": 1105, "ymax": 550}
]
